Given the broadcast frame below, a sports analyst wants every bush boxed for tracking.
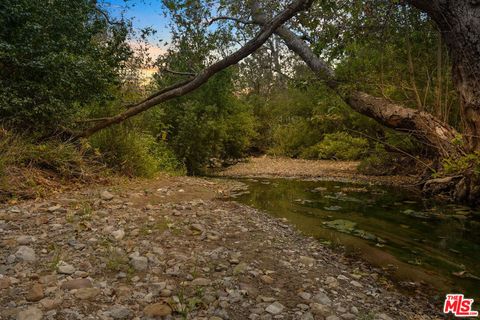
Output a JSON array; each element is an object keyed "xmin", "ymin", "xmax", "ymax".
[
  {"xmin": 300, "ymin": 132, "xmax": 369, "ymax": 160},
  {"xmin": 358, "ymin": 144, "xmax": 420, "ymax": 175},
  {"xmin": 0, "ymin": 130, "xmax": 97, "ymax": 200},
  {"xmin": 269, "ymin": 120, "xmax": 314, "ymax": 157},
  {"xmin": 152, "ymin": 68, "xmax": 258, "ymax": 175},
  {"xmin": 89, "ymin": 127, "xmax": 185, "ymax": 177}
]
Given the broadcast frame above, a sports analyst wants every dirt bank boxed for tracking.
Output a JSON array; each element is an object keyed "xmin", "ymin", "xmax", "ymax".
[
  {"xmin": 0, "ymin": 175, "xmax": 442, "ymax": 319},
  {"xmin": 213, "ymin": 157, "xmax": 417, "ymax": 186}
]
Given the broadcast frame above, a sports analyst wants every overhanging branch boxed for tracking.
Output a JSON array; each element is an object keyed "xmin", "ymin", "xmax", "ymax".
[
  {"xmin": 208, "ymin": 16, "xmax": 255, "ymax": 26},
  {"xmin": 75, "ymin": 0, "xmax": 313, "ymax": 138},
  {"xmin": 250, "ymin": 0, "xmax": 463, "ymax": 158}
]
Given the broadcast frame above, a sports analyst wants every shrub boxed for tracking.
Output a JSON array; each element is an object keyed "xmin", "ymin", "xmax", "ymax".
[
  {"xmin": 89, "ymin": 126, "xmax": 185, "ymax": 177},
  {"xmin": 300, "ymin": 132, "xmax": 369, "ymax": 160},
  {"xmin": 0, "ymin": 0, "xmax": 131, "ymax": 133},
  {"xmin": 358, "ymin": 144, "xmax": 420, "ymax": 176},
  {"xmin": 0, "ymin": 130, "xmax": 98, "ymax": 200},
  {"xmin": 269, "ymin": 120, "xmax": 314, "ymax": 157}
]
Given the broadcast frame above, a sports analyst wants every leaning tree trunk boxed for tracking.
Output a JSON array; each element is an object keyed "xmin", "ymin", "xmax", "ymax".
[
  {"xmin": 251, "ymin": 3, "xmax": 462, "ymax": 159},
  {"xmin": 75, "ymin": 0, "xmax": 313, "ymax": 138},
  {"xmin": 251, "ymin": 1, "xmax": 478, "ymax": 204}
]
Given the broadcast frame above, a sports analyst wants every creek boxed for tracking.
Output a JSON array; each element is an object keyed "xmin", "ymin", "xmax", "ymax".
[{"xmin": 229, "ymin": 178, "xmax": 480, "ymax": 299}]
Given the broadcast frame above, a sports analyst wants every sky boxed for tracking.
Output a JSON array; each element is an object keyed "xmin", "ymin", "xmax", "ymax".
[{"xmin": 103, "ymin": 0, "xmax": 172, "ymax": 59}]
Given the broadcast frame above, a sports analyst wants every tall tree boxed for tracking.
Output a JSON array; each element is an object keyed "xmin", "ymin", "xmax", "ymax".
[{"xmin": 0, "ymin": 0, "xmax": 131, "ymax": 133}]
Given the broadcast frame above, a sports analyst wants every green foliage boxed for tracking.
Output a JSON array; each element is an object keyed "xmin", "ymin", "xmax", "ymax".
[
  {"xmin": 0, "ymin": 0, "xmax": 131, "ymax": 132},
  {"xmin": 151, "ymin": 69, "xmax": 257, "ymax": 174},
  {"xmin": 442, "ymin": 152, "xmax": 480, "ymax": 176},
  {"xmin": 250, "ymin": 84, "xmax": 379, "ymax": 158},
  {"xmin": 357, "ymin": 145, "xmax": 394, "ymax": 175},
  {"xmin": 301, "ymin": 132, "xmax": 369, "ymax": 160},
  {"xmin": 313, "ymin": 1, "xmax": 461, "ymax": 127},
  {"xmin": 89, "ymin": 126, "xmax": 185, "ymax": 177},
  {"xmin": 269, "ymin": 119, "xmax": 314, "ymax": 157}
]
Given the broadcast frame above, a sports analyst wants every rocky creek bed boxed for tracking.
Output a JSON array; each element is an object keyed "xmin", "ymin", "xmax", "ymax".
[{"xmin": 1, "ymin": 176, "xmax": 442, "ymax": 319}]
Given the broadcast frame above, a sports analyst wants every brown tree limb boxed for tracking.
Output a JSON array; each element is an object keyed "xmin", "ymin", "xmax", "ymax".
[
  {"xmin": 76, "ymin": 0, "xmax": 313, "ymax": 139},
  {"xmin": 162, "ymin": 69, "xmax": 197, "ymax": 77},
  {"xmin": 208, "ymin": 16, "xmax": 254, "ymax": 26}
]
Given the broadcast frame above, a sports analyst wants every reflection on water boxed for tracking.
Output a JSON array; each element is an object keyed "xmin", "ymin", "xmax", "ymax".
[{"xmin": 230, "ymin": 178, "xmax": 480, "ymax": 299}]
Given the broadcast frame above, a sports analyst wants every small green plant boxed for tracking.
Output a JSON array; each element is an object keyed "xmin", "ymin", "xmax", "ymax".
[
  {"xmin": 452, "ymin": 133, "xmax": 465, "ymax": 147},
  {"xmin": 77, "ymin": 201, "xmax": 93, "ymax": 220},
  {"xmin": 106, "ymin": 250, "xmax": 130, "ymax": 273},
  {"xmin": 442, "ymin": 152, "xmax": 480, "ymax": 176},
  {"xmin": 173, "ymin": 288, "xmax": 205, "ymax": 319},
  {"xmin": 48, "ymin": 244, "xmax": 62, "ymax": 271}
]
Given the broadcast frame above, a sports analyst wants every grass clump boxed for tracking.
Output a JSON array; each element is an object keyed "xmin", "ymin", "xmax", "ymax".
[
  {"xmin": 0, "ymin": 130, "xmax": 87, "ymax": 177},
  {"xmin": 0, "ymin": 129, "xmax": 98, "ymax": 200}
]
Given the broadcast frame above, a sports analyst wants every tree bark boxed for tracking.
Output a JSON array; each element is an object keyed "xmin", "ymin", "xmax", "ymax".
[
  {"xmin": 77, "ymin": 0, "xmax": 313, "ymax": 138},
  {"xmin": 346, "ymin": 92, "xmax": 462, "ymax": 158}
]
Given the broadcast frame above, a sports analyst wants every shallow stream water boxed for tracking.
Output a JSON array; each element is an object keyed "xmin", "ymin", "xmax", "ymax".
[{"xmin": 229, "ymin": 178, "xmax": 480, "ymax": 299}]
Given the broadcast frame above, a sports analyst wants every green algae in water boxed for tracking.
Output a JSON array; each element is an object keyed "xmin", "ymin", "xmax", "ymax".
[
  {"xmin": 230, "ymin": 178, "xmax": 480, "ymax": 299},
  {"xmin": 323, "ymin": 219, "xmax": 357, "ymax": 232}
]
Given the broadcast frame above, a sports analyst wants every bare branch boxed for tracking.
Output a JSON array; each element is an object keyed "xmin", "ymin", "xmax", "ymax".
[
  {"xmin": 208, "ymin": 16, "xmax": 255, "ymax": 26},
  {"xmin": 162, "ymin": 69, "xmax": 197, "ymax": 77},
  {"xmin": 250, "ymin": 1, "xmax": 336, "ymax": 84},
  {"xmin": 94, "ymin": 7, "xmax": 125, "ymax": 27}
]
